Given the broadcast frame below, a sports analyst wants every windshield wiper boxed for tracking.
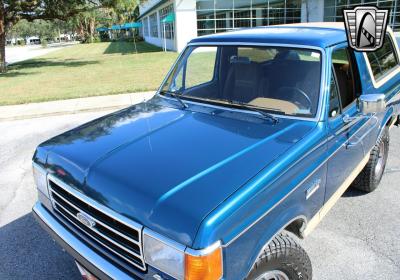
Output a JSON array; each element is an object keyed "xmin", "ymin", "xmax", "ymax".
[
  {"xmin": 228, "ymin": 100, "xmax": 279, "ymax": 124},
  {"xmin": 160, "ymin": 90, "xmax": 188, "ymax": 109}
]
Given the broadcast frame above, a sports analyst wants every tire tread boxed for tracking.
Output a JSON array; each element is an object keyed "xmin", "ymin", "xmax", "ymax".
[
  {"xmin": 247, "ymin": 231, "xmax": 312, "ymax": 280},
  {"xmin": 352, "ymin": 127, "xmax": 389, "ymax": 192}
]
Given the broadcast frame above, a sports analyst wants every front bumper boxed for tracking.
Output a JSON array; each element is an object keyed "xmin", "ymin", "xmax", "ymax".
[{"xmin": 32, "ymin": 202, "xmax": 161, "ymax": 280}]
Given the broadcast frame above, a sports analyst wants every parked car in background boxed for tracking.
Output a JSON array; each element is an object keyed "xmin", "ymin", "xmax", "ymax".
[{"xmin": 32, "ymin": 23, "xmax": 400, "ymax": 280}]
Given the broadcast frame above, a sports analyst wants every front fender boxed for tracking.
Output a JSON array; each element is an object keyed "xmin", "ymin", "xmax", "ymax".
[
  {"xmin": 222, "ymin": 200, "xmax": 309, "ymax": 280},
  {"xmin": 220, "ymin": 154, "xmax": 327, "ymax": 280},
  {"xmin": 377, "ymin": 104, "xmax": 396, "ymax": 140},
  {"xmin": 242, "ymin": 211, "xmax": 307, "ymax": 279},
  {"xmin": 195, "ymin": 124, "xmax": 328, "ymax": 280}
]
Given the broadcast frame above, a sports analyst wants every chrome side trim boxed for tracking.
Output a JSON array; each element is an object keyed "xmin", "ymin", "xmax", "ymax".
[
  {"xmin": 156, "ymin": 42, "xmax": 327, "ymax": 123},
  {"xmin": 32, "ymin": 202, "xmax": 132, "ymax": 280},
  {"xmin": 185, "ymin": 240, "xmax": 222, "ymax": 257}
]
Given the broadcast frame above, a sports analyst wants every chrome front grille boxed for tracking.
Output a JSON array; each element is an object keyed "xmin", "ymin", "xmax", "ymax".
[{"xmin": 47, "ymin": 175, "xmax": 146, "ymax": 272}]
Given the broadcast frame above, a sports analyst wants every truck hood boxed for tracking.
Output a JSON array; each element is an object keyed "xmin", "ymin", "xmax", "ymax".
[{"xmin": 35, "ymin": 97, "xmax": 316, "ymax": 246}]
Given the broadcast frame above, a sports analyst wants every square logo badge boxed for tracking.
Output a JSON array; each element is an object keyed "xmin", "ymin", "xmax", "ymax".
[{"xmin": 343, "ymin": 6, "xmax": 389, "ymax": 51}]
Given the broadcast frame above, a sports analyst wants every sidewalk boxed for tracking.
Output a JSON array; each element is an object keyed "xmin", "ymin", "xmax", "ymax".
[{"xmin": 0, "ymin": 91, "xmax": 155, "ymax": 121}]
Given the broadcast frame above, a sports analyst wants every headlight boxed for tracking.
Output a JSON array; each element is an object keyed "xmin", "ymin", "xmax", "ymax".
[
  {"xmin": 143, "ymin": 229, "xmax": 223, "ymax": 280},
  {"xmin": 32, "ymin": 162, "xmax": 49, "ymax": 197},
  {"xmin": 143, "ymin": 229, "xmax": 185, "ymax": 279}
]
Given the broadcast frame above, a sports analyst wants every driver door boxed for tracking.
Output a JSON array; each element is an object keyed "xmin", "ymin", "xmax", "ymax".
[{"xmin": 325, "ymin": 46, "xmax": 369, "ymax": 202}]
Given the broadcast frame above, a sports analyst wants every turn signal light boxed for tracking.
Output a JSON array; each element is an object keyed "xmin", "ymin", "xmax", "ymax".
[{"xmin": 184, "ymin": 246, "xmax": 223, "ymax": 280}]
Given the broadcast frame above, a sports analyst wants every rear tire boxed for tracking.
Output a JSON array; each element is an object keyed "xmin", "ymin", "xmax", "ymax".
[
  {"xmin": 352, "ymin": 127, "xmax": 389, "ymax": 192},
  {"xmin": 247, "ymin": 231, "xmax": 312, "ymax": 280}
]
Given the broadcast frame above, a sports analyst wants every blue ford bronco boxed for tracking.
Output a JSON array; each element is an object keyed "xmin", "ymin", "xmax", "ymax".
[{"xmin": 32, "ymin": 23, "xmax": 400, "ymax": 280}]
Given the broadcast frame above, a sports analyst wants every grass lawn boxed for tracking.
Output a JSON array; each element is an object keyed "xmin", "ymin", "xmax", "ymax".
[{"xmin": 0, "ymin": 42, "xmax": 178, "ymax": 105}]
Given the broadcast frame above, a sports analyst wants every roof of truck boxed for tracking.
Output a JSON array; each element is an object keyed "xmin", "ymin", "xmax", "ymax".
[{"xmin": 189, "ymin": 22, "xmax": 348, "ymax": 49}]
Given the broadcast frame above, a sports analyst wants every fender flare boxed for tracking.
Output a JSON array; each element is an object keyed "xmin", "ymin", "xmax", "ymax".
[
  {"xmin": 377, "ymin": 107, "xmax": 395, "ymax": 141},
  {"xmin": 243, "ymin": 212, "xmax": 308, "ymax": 279}
]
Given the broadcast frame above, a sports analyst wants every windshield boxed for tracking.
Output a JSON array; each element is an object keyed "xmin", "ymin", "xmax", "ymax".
[{"xmin": 160, "ymin": 45, "xmax": 322, "ymax": 118}]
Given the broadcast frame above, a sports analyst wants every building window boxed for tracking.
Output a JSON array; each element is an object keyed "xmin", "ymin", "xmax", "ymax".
[
  {"xmin": 139, "ymin": 20, "xmax": 143, "ymax": 37},
  {"xmin": 324, "ymin": 0, "xmax": 399, "ymax": 31},
  {"xmin": 143, "ymin": 17, "xmax": 149, "ymax": 37},
  {"xmin": 159, "ymin": 4, "xmax": 175, "ymax": 39},
  {"xmin": 196, "ymin": 0, "xmax": 302, "ymax": 36},
  {"xmin": 149, "ymin": 12, "xmax": 158, "ymax": 37}
]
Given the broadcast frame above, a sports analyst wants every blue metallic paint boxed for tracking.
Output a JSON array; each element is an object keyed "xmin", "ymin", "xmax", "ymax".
[
  {"xmin": 32, "ymin": 26, "xmax": 400, "ymax": 280},
  {"xmin": 34, "ymin": 96, "xmax": 315, "ymax": 247},
  {"xmin": 190, "ymin": 26, "xmax": 347, "ymax": 49}
]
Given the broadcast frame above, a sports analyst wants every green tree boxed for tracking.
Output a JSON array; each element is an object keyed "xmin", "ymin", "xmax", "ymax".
[
  {"xmin": 9, "ymin": 19, "xmax": 59, "ymax": 42},
  {"xmin": 0, "ymin": 0, "xmax": 90, "ymax": 72},
  {"xmin": 7, "ymin": 19, "xmax": 33, "ymax": 39},
  {"xmin": 0, "ymin": 0, "xmax": 138, "ymax": 72}
]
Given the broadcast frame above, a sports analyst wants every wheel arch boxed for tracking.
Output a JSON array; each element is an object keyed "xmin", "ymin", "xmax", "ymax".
[
  {"xmin": 285, "ymin": 216, "xmax": 307, "ymax": 238},
  {"xmin": 376, "ymin": 109, "xmax": 395, "ymax": 143},
  {"xmin": 244, "ymin": 214, "xmax": 308, "ymax": 279}
]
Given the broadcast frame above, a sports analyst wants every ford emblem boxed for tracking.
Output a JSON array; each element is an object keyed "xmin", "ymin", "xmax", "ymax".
[{"xmin": 76, "ymin": 212, "xmax": 96, "ymax": 228}]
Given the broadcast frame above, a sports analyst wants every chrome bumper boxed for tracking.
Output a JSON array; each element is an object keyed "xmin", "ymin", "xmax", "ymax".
[{"xmin": 32, "ymin": 202, "xmax": 138, "ymax": 280}]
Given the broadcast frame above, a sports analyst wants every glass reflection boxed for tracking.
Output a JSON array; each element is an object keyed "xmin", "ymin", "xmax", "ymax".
[{"xmin": 196, "ymin": 0, "xmax": 302, "ymax": 36}]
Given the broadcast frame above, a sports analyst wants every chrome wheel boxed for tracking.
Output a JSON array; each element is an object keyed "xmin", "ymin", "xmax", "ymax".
[
  {"xmin": 375, "ymin": 140, "xmax": 386, "ymax": 178},
  {"xmin": 255, "ymin": 270, "xmax": 290, "ymax": 280}
]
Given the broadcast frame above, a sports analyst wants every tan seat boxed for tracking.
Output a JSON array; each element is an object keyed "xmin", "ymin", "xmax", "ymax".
[{"xmin": 248, "ymin": 97, "xmax": 300, "ymax": 115}]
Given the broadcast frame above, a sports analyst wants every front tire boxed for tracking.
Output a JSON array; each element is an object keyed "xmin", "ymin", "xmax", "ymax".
[
  {"xmin": 247, "ymin": 232, "xmax": 312, "ymax": 280},
  {"xmin": 352, "ymin": 127, "xmax": 389, "ymax": 192}
]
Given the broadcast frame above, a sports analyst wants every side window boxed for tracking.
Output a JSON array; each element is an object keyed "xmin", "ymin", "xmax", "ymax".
[
  {"xmin": 185, "ymin": 47, "xmax": 217, "ymax": 88},
  {"xmin": 329, "ymin": 72, "xmax": 341, "ymax": 118},
  {"xmin": 366, "ymin": 34, "xmax": 399, "ymax": 81},
  {"xmin": 332, "ymin": 48, "xmax": 357, "ymax": 109}
]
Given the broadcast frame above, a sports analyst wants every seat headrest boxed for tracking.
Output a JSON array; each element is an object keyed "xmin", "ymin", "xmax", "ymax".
[
  {"xmin": 230, "ymin": 55, "xmax": 251, "ymax": 64},
  {"xmin": 274, "ymin": 50, "xmax": 300, "ymax": 61}
]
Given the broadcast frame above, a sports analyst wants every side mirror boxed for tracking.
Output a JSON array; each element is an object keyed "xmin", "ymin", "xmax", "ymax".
[{"xmin": 359, "ymin": 94, "xmax": 386, "ymax": 115}]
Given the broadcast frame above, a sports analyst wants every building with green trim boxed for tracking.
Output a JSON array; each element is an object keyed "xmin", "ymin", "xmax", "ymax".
[{"xmin": 137, "ymin": 0, "xmax": 400, "ymax": 52}]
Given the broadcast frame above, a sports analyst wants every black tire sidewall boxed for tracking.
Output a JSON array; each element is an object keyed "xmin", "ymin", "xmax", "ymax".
[
  {"xmin": 248, "ymin": 252, "xmax": 308, "ymax": 279},
  {"xmin": 372, "ymin": 128, "xmax": 389, "ymax": 187},
  {"xmin": 247, "ymin": 233, "xmax": 312, "ymax": 280},
  {"xmin": 352, "ymin": 126, "xmax": 390, "ymax": 192}
]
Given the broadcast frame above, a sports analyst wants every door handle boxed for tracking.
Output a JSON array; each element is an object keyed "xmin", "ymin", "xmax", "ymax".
[
  {"xmin": 346, "ymin": 116, "xmax": 378, "ymax": 148},
  {"xmin": 342, "ymin": 114, "xmax": 362, "ymax": 124}
]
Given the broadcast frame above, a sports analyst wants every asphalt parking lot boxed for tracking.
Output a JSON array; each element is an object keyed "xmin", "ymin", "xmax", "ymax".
[{"xmin": 1, "ymin": 110, "xmax": 399, "ymax": 280}]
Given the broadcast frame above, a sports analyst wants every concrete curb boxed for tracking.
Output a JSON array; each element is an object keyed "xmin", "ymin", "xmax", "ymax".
[{"xmin": 0, "ymin": 91, "xmax": 155, "ymax": 121}]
